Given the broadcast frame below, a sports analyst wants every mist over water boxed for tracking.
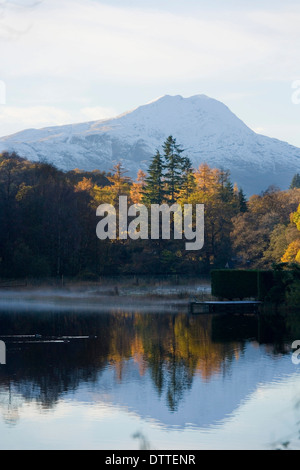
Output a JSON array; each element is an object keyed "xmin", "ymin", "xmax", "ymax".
[{"xmin": 0, "ymin": 278, "xmax": 211, "ymax": 313}]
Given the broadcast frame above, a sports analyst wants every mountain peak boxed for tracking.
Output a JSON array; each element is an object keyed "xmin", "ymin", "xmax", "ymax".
[
  {"xmin": 0, "ymin": 94, "xmax": 299, "ymax": 195},
  {"xmin": 149, "ymin": 93, "xmax": 212, "ymax": 102}
]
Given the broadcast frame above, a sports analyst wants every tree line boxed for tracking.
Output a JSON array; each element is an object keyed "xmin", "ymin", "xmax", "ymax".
[{"xmin": 0, "ymin": 136, "xmax": 299, "ymax": 279}]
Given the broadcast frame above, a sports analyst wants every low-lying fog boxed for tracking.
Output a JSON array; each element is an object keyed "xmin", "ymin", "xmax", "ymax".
[{"xmin": 0, "ymin": 278, "xmax": 211, "ymax": 313}]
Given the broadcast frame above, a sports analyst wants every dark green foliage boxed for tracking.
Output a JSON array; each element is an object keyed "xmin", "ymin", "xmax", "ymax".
[
  {"xmin": 143, "ymin": 136, "xmax": 196, "ymax": 206},
  {"xmin": 211, "ymin": 269, "xmax": 275, "ymax": 300},
  {"xmin": 279, "ymin": 264, "xmax": 300, "ymax": 306},
  {"xmin": 217, "ymin": 169, "xmax": 234, "ymax": 202},
  {"xmin": 286, "ymin": 281, "xmax": 300, "ymax": 306},
  {"xmin": 238, "ymin": 188, "xmax": 248, "ymax": 212},
  {"xmin": 163, "ymin": 136, "xmax": 185, "ymax": 204},
  {"xmin": 212, "ymin": 266, "xmax": 300, "ymax": 305},
  {"xmin": 212, "ymin": 269, "xmax": 258, "ymax": 299},
  {"xmin": 257, "ymin": 270, "xmax": 276, "ymax": 301},
  {"xmin": 262, "ymin": 263, "xmax": 300, "ymax": 304},
  {"xmin": 143, "ymin": 136, "xmax": 195, "ymax": 204},
  {"xmin": 290, "ymin": 173, "xmax": 300, "ymax": 189},
  {"xmin": 181, "ymin": 156, "xmax": 196, "ymax": 199},
  {"xmin": 142, "ymin": 150, "xmax": 165, "ymax": 205}
]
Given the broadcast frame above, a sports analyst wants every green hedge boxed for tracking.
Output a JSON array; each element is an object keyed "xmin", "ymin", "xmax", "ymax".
[{"xmin": 211, "ymin": 270, "xmax": 275, "ymax": 300}]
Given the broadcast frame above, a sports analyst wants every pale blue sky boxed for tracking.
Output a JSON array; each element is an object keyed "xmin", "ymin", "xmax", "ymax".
[{"xmin": 0, "ymin": 0, "xmax": 300, "ymax": 146}]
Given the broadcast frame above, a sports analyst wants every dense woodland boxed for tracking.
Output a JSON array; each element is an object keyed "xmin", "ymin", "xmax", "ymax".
[{"xmin": 0, "ymin": 135, "xmax": 300, "ymax": 280}]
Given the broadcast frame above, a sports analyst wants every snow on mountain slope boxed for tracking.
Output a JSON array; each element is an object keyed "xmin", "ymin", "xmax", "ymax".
[{"xmin": 0, "ymin": 94, "xmax": 299, "ymax": 195}]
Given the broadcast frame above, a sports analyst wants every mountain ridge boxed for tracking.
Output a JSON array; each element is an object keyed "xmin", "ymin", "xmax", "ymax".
[{"xmin": 0, "ymin": 94, "xmax": 299, "ymax": 195}]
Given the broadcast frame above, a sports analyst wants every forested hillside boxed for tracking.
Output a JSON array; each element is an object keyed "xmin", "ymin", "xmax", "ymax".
[{"xmin": 0, "ymin": 136, "xmax": 299, "ymax": 279}]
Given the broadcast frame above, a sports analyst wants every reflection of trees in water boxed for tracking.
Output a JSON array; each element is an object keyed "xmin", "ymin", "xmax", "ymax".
[
  {"xmin": 138, "ymin": 314, "xmax": 245, "ymax": 410},
  {"xmin": 0, "ymin": 383, "xmax": 22, "ymax": 426},
  {"xmin": 137, "ymin": 314, "xmax": 238, "ymax": 383},
  {"xmin": 0, "ymin": 310, "xmax": 297, "ymax": 416},
  {"xmin": 0, "ymin": 312, "xmax": 110, "ymax": 411},
  {"xmin": 0, "ymin": 341, "xmax": 108, "ymax": 410}
]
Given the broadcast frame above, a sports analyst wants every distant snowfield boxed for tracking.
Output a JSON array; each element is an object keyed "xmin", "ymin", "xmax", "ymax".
[{"xmin": 0, "ymin": 94, "xmax": 299, "ymax": 195}]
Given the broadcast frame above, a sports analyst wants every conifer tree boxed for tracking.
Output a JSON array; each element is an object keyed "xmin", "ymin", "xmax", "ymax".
[
  {"xmin": 290, "ymin": 173, "xmax": 300, "ymax": 189},
  {"xmin": 233, "ymin": 183, "xmax": 247, "ymax": 212},
  {"xmin": 180, "ymin": 156, "xmax": 196, "ymax": 199},
  {"xmin": 163, "ymin": 136, "xmax": 185, "ymax": 204},
  {"xmin": 108, "ymin": 162, "xmax": 131, "ymax": 198},
  {"xmin": 238, "ymin": 188, "xmax": 248, "ymax": 212},
  {"xmin": 142, "ymin": 151, "xmax": 165, "ymax": 205},
  {"xmin": 217, "ymin": 168, "xmax": 234, "ymax": 202}
]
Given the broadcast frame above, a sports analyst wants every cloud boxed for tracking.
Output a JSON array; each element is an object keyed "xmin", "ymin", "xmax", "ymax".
[
  {"xmin": 1, "ymin": 0, "xmax": 300, "ymax": 142},
  {"xmin": 0, "ymin": 0, "xmax": 45, "ymax": 40},
  {"xmin": 1, "ymin": 0, "xmax": 300, "ymax": 83},
  {"xmin": 80, "ymin": 106, "xmax": 116, "ymax": 121}
]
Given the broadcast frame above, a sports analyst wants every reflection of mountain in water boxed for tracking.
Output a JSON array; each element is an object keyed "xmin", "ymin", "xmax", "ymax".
[
  {"xmin": 75, "ymin": 343, "xmax": 295, "ymax": 429},
  {"xmin": 0, "ymin": 311, "xmax": 297, "ymax": 429}
]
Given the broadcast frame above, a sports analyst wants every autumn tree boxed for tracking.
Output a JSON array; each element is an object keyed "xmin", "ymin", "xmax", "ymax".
[
  {"xmin": 194, "ymin": 163, "xmax": 219, "ymax": 193},
  {"xmin": 231, "ymin": 188, "xmax": 300, "ymax": 268},
  {"xmin": 130, "ymin": 170, "xmax": 147, "ymax": 204},
  {"xmin": 281, "ymin": 204, "xmax": 300, "ymax": 263},
  {"xmin": 93, "ymin": 162, "xmax": 131, "ymax": 207}
]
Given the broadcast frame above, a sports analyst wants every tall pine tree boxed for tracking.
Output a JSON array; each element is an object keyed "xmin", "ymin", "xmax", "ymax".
[
  {"xmin": 238, "ymin": 188, "xmax": 248, "ymax": 212},
  {"xmin": 217, "ymin": 168, "xmax": 234, "ymax": 202},
  {"xmin": 290, "ymin": 173, "xmax": 300, "ymax": 189},
  {"xmin": 142, "ymin": 151, "xmax": 165, "ymax": 205},
  {"xmin": 163, "ymin": 136, "xmax": 185, "ymax": 204}
]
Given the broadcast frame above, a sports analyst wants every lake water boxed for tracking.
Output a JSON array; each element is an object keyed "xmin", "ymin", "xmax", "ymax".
[{"xmin": 0, "ymin": 301, "xmax": 300, "ymax": 450}]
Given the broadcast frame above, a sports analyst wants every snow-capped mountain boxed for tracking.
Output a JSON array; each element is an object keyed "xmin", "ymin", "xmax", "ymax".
[{"xmin": 0, "ymin": 94, "xmax": 299, "ymax": 194}]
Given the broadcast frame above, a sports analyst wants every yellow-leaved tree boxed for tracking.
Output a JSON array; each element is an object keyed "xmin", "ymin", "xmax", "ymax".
[{"xmin": 282, "ymin": 204, "xmax": 300, "ymax": 263}]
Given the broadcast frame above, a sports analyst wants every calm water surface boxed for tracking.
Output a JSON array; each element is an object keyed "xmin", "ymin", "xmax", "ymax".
[{"xmin": 0, "ymin": 305, "xmax": 300, "ymax": 450}]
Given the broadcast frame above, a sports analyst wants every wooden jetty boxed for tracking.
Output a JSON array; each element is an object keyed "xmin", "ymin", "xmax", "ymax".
[{"xmin": 188, "ymin": 300, "xmax": 262, "ymax": 315}]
